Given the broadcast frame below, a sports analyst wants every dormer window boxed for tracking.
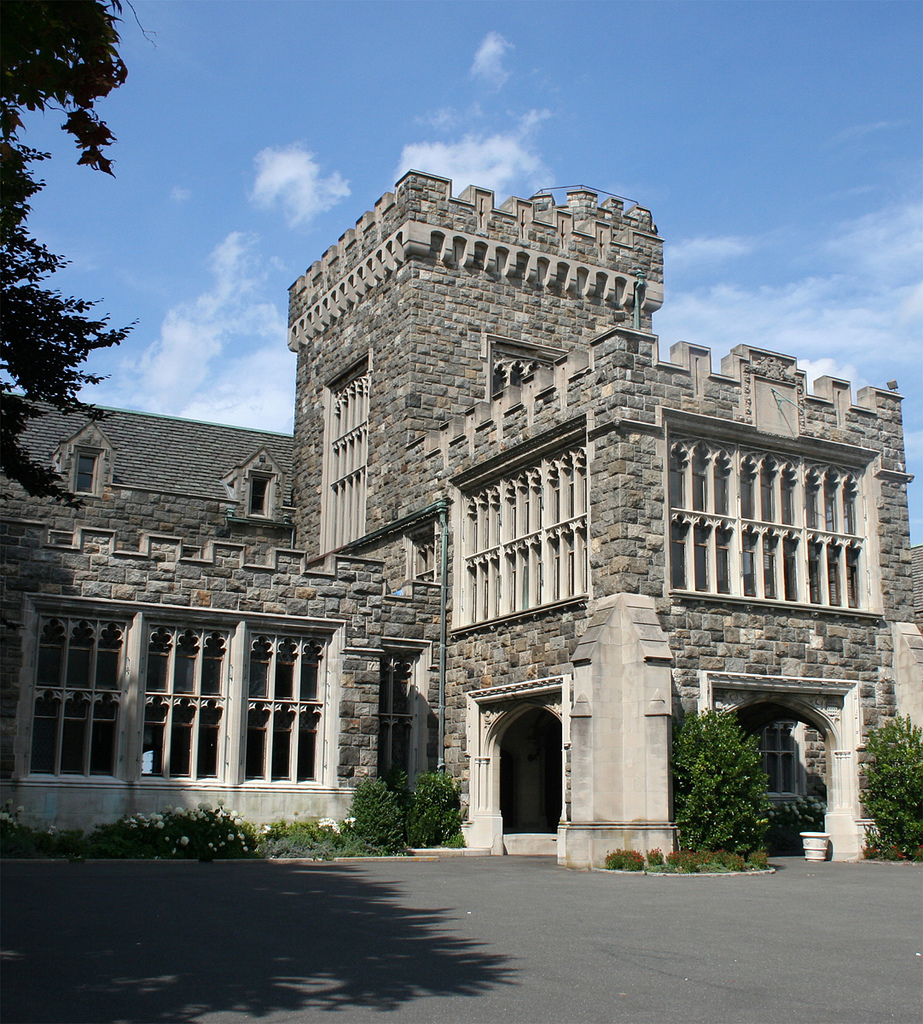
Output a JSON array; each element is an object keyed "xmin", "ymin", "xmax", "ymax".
[
  {"xmin": 74, "ymin": 453, "xmax": 99, "ymax": 494},
  {"xmin": 249, "ymin": 476, "xmax": 270, "ymax": 516}
]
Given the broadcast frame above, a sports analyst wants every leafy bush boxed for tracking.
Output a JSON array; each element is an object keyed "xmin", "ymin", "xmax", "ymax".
[
  {"xmin": 258, "ymin": 817, "xmax": 381, "ymax": 860},
  {"xmin": 746, "ymin": 849, "xmax": 770, "ymax": 870},
  {"xmin": 406, "ymin": 771, "xmax": 464, "ymax": 847},
  {"xmin": 89, "ymin": 803, "xmax": 259, "ymax": 860},
  {"xmin": 0, "ymin": 807, "xmax": 89, "ymax": 860},
  {"xmin": 645, "ymin": 848, "xmax": 664, "ymax": 868},
  {"xmin": 604, "ymin": 849, "xmax": 645, "ymax": 870},
  {"xmin": 767, "ymin": 796, "xmax": 826, "ymax": 851},
  {"xmin": 673, "ymin": 711, "xmax": 770, "ymax": 856},
  {"xmin": 862, "ymin": 715, "xmax": 923, "ymax": 860},
  {"xmin": 349, "ymin": 778, "xmax": 407, "ymax": 854}
]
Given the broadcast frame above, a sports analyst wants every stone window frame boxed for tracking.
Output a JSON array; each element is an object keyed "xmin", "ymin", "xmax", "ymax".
[
  {"xmin": 18, "ymin": 601, "xmax": 340, "ymax": 789},
  {"xmin": 458, "ymin": 443, "xmax": 589, "ymax": 627},
  {"xmin": 242, "ymin": 630, "xmax": 326, "ymax": 784},
  {"xmin": 406, "ymin": 524, "xmax": 438, "ymax": 582},
  {"xmin": 28, "ymin": 616, "xmax": 126, "ymax": 777},
  {"xmin": 323, "ymin": 359, "xmax": 371, "ymax": 550},
  {"xmin": 486, "ymin": 335, "xmax": 564, "ymax": 398},
  {"xmin": 668, "ymin": 437, "xmax": 868, "ymax": 610},
  {"xmin": 141, "ymin": 624, "xmax": 230, "ymax": 781}
]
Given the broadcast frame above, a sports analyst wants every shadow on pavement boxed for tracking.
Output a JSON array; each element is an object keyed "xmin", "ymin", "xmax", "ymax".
[{"xmin": 1, "ymin": 860, "xmax": 516, "ymax": 1023}]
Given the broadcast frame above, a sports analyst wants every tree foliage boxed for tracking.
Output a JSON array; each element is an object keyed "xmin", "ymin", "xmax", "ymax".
[
  {"xmin": 1, "ymin": 1, "xmax": 132, "ymax": 501},
  {"xmin": 672, "ymin": 710, "xmax": 771, "ymax": 856},
  {"xmin": 863, "ymin": 715, "xmax": 923, "ymax": 858}
]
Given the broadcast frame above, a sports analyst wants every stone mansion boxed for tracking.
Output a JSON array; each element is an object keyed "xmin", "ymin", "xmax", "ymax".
[{"xmin": 2, "ymin": 172, "xmax": 920, "ymax": 866}]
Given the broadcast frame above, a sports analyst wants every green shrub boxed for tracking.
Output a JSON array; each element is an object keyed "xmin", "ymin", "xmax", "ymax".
[
  {"xmin": 406, "ymin": 771, "xmax": 463, "ymax": 847},
  {"xmin": 862, "ymin": 715, "xmax": 923, "ymax": 860},
  {"xmin": 604, "ymin": 848, "xmax": 645, "ymax": 870},
  {"xmin": 349, "ymin": 778, "xmax": 407, "ymax": 854},
  {"xmin": 746, "ymin": 849, "xmax": 770, "ymax": 870},
  {"xmin": 88, "ymin": 803, "xmax": 259, "ymax": 860},
  {"xmin": 673, "ymin": 711, "xmax": 771, "ymax": 856},
  {"xmin": 258, "ymin": 817, "xmax": 380, "ymax": 860},
  {"xmin": 767, "ymin": 796, "xmax": 826, "ymax": 851},
  {"xmin": 0, "ymin": 807, "xmax": 89, "ymax": 860}
]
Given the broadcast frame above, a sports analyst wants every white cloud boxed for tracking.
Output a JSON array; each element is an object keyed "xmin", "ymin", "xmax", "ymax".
[
  {"xmin": 664, "ymin": 236, "xmax": 753, "ymax": 268},
  {"xmin": 94, "ymin": 232, "xmax": 294, "ymax": 432},
  {"xmin": 250, "ymin": 144, "xmax": 350, "ymax": 227},
  {"xmin": 471, "ymin": 32, "xmax": 512, "ymax": 89},
  {"xmin": 396, "ymin": 110, "xmax": 551, "ymax": 197},
  {"xmin": 828, "ymin": 120, "xmax": 905, "ymax": 146},
  {"xmin": 656, "ymin": 202, "xmax": 923, "ymax": 384},
  {"xmin": 170, "ymin": 186, "xmax": 191, "ymax": 202}
]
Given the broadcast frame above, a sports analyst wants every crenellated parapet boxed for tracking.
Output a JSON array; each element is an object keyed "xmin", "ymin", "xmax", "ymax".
[{"xmin": 287, "ymin": 171, "xmax": 663, "ymax": 350}]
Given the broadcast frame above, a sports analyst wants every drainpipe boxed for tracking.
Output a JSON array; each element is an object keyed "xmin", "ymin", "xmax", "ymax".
[{"xmin": 437, "ymin": 499, "xmax": 450, "ymax": 771}]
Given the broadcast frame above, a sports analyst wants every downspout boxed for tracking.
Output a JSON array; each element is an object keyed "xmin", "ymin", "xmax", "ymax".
[{"xmin": 437, "ymin": 498, "xmax": 450, "ymax": 771}]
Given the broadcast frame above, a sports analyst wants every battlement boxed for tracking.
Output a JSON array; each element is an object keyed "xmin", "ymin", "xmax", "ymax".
[{"xmin": 288, "ymin": 172, "xmax": 664, "ymax": 350}]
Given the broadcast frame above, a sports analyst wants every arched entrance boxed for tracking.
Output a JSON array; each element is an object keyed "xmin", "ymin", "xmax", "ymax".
[
  {"xmin": 702, "ymin": 671, "xmax": 862, "ymax": 859},
  {"xmin": 499, "ymin": 707, "xmax": 562, "ymax": 833}
]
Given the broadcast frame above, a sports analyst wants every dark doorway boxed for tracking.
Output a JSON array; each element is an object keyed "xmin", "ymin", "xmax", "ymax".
[{"xmin": 499, "ymin": 707, "xmax": 562, "ymax": 833}]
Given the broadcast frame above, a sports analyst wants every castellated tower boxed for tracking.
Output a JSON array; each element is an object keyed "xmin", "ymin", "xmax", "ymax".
[
  {"xmin": 288, "ymin": 172, "xmax": 663, "ymax": 552},
  {"xmin": 287, "ymin": 171, "xmax": 919, "ymax": 868}
]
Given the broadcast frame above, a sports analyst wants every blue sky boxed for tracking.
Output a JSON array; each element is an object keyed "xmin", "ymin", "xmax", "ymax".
[{"xmin": 20, "ymin": 0, "xmax": 923, "ymax": 539}]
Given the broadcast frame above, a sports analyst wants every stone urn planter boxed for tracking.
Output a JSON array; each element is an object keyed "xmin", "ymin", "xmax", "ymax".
[{"xmin": 800, "ymin": 831, "xmax": 830, "ymax": 862}]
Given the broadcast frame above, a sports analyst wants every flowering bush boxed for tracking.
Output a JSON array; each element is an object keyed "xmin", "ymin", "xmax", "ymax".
[
  {"xmin": 604, "ymin": 849, "xmax": 645, "ymax": 870},
  {"xmin": 89, "ymin": 803, "xmax": 259, "ymax": 860},
  {"xmin": 0, "ymin": 805, "xmax": 88, "ymax": 859},
  {"xmin": 645, "ymin": 848, "xmax": 664, "ymax": 868}
]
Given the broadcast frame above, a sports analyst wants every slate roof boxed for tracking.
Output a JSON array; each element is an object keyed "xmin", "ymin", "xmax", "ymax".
[{"xmin": 16, "ymin": 402, "xmax": 295, "ymax": 501}]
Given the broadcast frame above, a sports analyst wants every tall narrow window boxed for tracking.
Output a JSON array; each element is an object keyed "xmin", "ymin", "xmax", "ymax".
[
  {"xmin": 826, "ymin": 546, "xmax": 841, "ymax": 606},
  {"xmin": 715, "ymin": 526, "xmax": 732, "ymax": 594},
  {"xmin": 846, "ymin": 546, "xmax": 861, "ymax": 608},
  {"xmin": 671, "ymin": 522, "xmax": 688, "ymax": 590},
  {"xmin": 740, "ymin": 460, "xmax": 756, "ymax": 520},
  {"xmin": 378, "ymin": 654, "xmax": 414, "ymax": 777},
  {"xmin": 75, "ymin": 453, "xmax": 98, "ymax": 493},
  {"xmin": 760, "ymin": 458, "xmax": 776, "ymax": 522},
  {"xmin": 763, "ymin": 535, "xmax": 778, "ymax": 600},
  {"xmin": 805, "ymin": 472, "xmax": 820, "ymax": 530},
  {"xmin": 669, "ymin": 447, "xmax": 686, "ymax": 508},
  {"xmin": 780, "ymin": 466, "xmax": 796, "ymax": 525},
  {"xmin": 761, "ymin": 722, "xmax": 797, "ymax": 794},
  {"xmin": 326, "ymin": 366, "xmax": 370, "ymax": 548},
  {"xmin": 783, "ymin": 537, "xmax": 799, "ymax": 601},
  {"xmin": 693, "ymin": 524, "xmax": 710, "ymax": 591},
  {"xmin": 843, "ymin": 478, "xmax": 858, "ymax": 535},
  {"xmin": 824, "ymin": 474, "xmax": 838, "ymax": 532},
  {"xmin": 244, "ymin": 635, "xmax": 324, "ymax": 782},
  {"xmin": 713, "ymin": 455, "xmax": 730, "ymax": 516},
  {"xmin": 142, "ymin": 627, "xmax": 228, "ymax": 780},
  {"xmin": 30, "ymin": 618, "xmax": 124, "ymax": 776},
  {"xmin": 742, "ymin": 532, "xmax": 758, "ymax": 597},
  {"xmin": 808, "ymin": 542, "xmax": 823, "ymax": 604},
  {"xmin": 691, "ymin": 448, "xmax": 708, "ymax": 512}
]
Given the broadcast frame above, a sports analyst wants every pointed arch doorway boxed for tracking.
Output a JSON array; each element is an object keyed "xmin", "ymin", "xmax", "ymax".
[
  {"xmin": 499, "ymin": 707, "xmax": 562, "ymax": 833},
  {"xmin": 701, "ymin": 671, "xmax": 863, "ymax": 859},
  {"xmin": 463, "ymin": 676, "xmax": 569, "ymax": 853}
]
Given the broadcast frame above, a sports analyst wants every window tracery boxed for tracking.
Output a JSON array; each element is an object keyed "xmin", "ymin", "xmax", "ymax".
[
  {"xmin": 245, "ymin": 634, "xmax": 324, "ymax": 782},
  {"xmin": 30, "ymin": 618, "xmax": 125, "ymax": 776},
  {"xmin": 668, "ymin": 439, "xmax": 865, "ymax": 608},
  {"xmin": 461, "ymin": 447, "xmax": 588, "ymax": 625},
  {"xmin": 326, "ymin": 367, "xmax": 370, "ymax": 548}
]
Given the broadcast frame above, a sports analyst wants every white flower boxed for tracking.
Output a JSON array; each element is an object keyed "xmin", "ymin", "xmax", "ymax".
[
  {"xmin": 198, "ymin": 801, "xmax": 213, "ymax": 812},
  {"xmin": 179, "ymin": 836, "xmax": 189, "ymax": 846},
  {"xmin": 217, "ymin": 798, "xmax": 226, "ymax": 807},
  {"xmin": 227, "ymin": 833, "xmax": 235, "ymax": 841},
  {"xmin": 154, "ymin": 821, "xmax": 165, "ymax": 829},
  {"xmin": 208, "ymin": 842, "xmax": 214, "ymax": 849}
]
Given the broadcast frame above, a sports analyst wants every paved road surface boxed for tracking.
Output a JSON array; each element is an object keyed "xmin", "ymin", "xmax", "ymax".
[{"xmin": 2, "ymin": 855, "xmax": 920, "ymax": 1023}]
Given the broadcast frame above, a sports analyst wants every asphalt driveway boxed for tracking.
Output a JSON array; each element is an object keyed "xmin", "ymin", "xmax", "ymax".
[{"xmin": 2, "ymin": 854, "xmax": 920, "ymax": 1023}]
